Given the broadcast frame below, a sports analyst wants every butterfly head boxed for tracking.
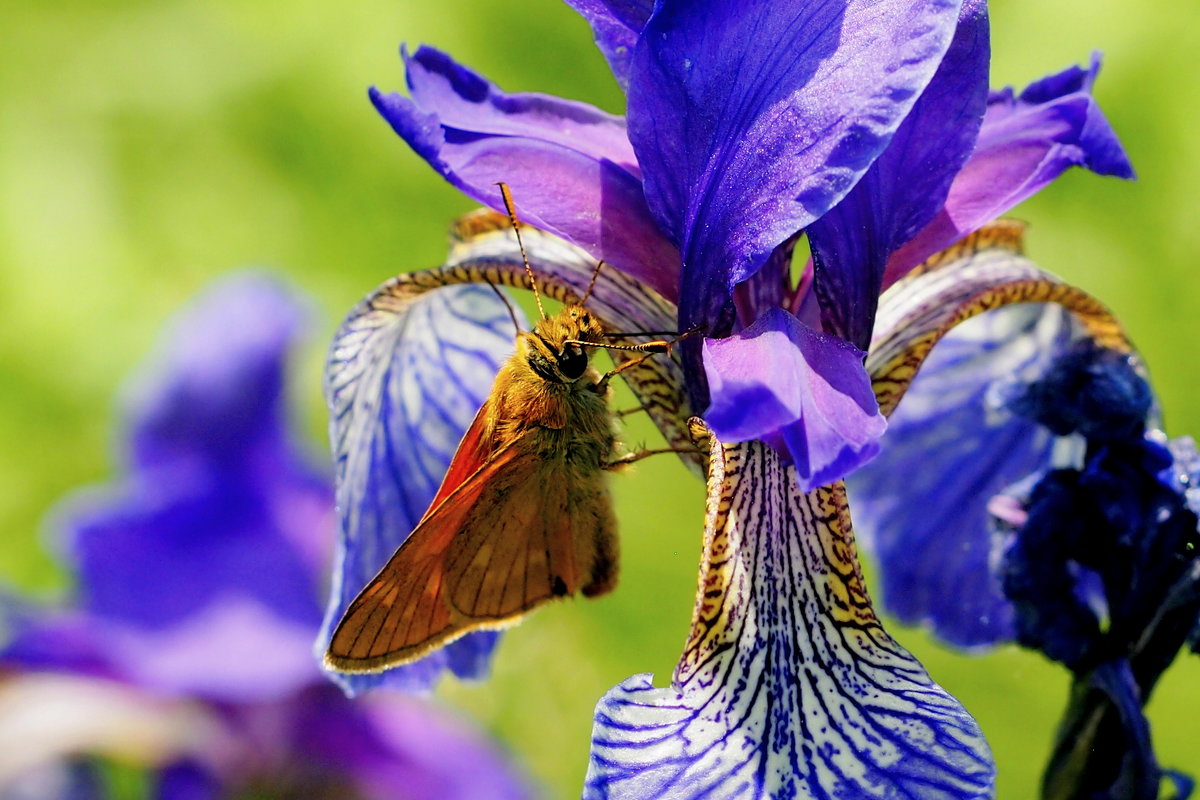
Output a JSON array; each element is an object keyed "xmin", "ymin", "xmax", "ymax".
[{"xmin": 524, "ymin": 305, "xmax": 604, "ymax": 383}]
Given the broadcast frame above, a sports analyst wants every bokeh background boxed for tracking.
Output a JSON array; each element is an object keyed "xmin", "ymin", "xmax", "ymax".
[{"xmin": 3, "ymin": 0, "xmax": 1198, "ymax": 796}]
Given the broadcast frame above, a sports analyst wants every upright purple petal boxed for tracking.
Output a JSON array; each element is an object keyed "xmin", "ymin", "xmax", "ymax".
[
  {"xmin": 884, "ymin": 54, "xmax": 1135, "ymax": 286},
  {"xmin": 371, "ymin": 46, "xmax": 680, "ymax": 300},
  {"xmin": 320, "ymin": 281, "xmax": 522, "ymax": 694},
  {"xmin": 808, "ymin": 0, "xmax": 989, "ymax": 349},
  {"xmin": 563, "ymin": 0, "xmax": 652, "ymax": 90},
  {"xmin": 703, "ymin": 308, "xmax": 886, "ymax": 491},
  {"xmin": 627, "ymin": 0, "xmax": 963, "ymax": 363},
  {"xmin": 122, "ymin": 274, "xmax": 308, "ymax": 474}
]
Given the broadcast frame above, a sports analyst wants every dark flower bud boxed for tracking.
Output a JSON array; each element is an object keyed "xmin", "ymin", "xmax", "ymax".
[{"xmin": 1007, "ymin": 340, "xmax": 1152, "ymax": 442}]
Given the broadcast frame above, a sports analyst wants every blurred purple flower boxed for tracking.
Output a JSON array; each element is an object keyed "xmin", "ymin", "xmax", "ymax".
[{"xmin": 0, "ymin": 273, "xmax": 533, "ymax": 800}]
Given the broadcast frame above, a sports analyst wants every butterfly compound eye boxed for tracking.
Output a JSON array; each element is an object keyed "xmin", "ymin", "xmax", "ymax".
[{"xmin": 557, "ymin": 345, "xmax": 589, "ymax": 380}]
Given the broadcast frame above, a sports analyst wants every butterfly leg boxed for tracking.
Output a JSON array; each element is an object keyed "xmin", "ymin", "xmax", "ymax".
[
  {"xmin": 614, "ymin": 401, "xmax": 654, "ymax": 419},
  {"xmin": 602, "ymin": 446, "xmax": 702, "ymax": 470},
  {"xmin": 596, "ymin": 352, "xmax": 658, "ymax": 393}
]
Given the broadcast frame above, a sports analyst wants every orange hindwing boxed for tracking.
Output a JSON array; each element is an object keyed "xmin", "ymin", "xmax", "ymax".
[{"xmin": 325, "ymin": 430, "xmax": 616, "ymax": 673}]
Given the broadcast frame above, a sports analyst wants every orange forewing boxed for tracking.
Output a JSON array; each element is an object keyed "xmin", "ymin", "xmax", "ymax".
[
  {"xmin": 424, "ymin": 403, "xmax": 492, "ymax": 516},
  {"xmin": 325, "ymin": 432, "xmax": 614, "ymax": 672}
]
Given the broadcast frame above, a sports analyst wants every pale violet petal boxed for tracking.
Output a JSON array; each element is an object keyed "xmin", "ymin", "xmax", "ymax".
[
  {"xmin": 320, "ymin": 281, "xmax": 524, "ymax": 693},
  {"xmin": 859, "ymin": 223, "xmax": 1134, "ymax": 647},
  {"xmin": 851, "ymin": 303, "xmax": 1075, "ymax": 645}
]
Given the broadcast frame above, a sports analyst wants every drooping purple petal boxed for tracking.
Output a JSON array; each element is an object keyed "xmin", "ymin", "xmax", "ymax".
[
  {"xmin": 294, "ymin": 689, "xmax": 535, "ymax": 800},
  {"xmin": 320, "ymin": 281, "xmax": 522, "ymax": 694},
  {"xmin": 808, "ymin": 0, "xmax": 990, "ymax": 349},
  {"xmin": 371, "ymin": 46, "xmax": 680, "ymax": 300},
  {"xmin": 855, "ymin": 223, "xmax": 1143, "ymax": 647},
  {"xmin": 562, "ymin": 0, "xmax": 652, "ymax": 90},
  {"xmin": 884, "ymin": 54, "xmax": 1135, "ymax": 286},
  {"xmin": 703, "ymin": 307, "xmax": 885, "ymax": 491},
  {"xmin": 587, "ymin": 432, "xmax": 994, "ymax": 799},
  {"xmin": 627, "ymin": 0, "xmax": 963, "ymax": 363}
]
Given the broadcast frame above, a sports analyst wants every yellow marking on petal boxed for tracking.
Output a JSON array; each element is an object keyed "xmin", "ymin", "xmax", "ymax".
[{"xmin": 870, "ymin": 221, "xmax": 1131, "ymax": 418}]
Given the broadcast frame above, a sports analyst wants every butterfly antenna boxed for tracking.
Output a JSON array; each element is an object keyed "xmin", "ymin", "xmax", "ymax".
[
  {"xmin": 485, "ymin": 279, "xmax": 522, "ymax": 336},
  {"xmin": 580, "ymin": 260, "xmax": 605, "ymax": 306},
  {"xmin": 497, "ymin": 182, "xmax": 546, "ymax": 320}
]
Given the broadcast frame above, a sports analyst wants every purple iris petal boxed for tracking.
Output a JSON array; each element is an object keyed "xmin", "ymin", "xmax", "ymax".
[
  {"xmin": 60, "ymin": 475, "xmax": 328, "ymax": 701},
  {"xmin": 703, "ymin": 307, "xmax": 885, "ymax": 491},
  {"xmin": 320, "ymin": 282, "xmax": 521, "ymax": 694},
  {"xmin": 587, "ymin": 436, "xmax": 994, "ymax": 798},
  {"xmin": 884, "ymin": 54, "xmax": 1135, "ymax": 286},
  {"xmin": 732, "ymin": 237, "xmax": 793, "ymax": 327},
  {"xmin": 293, "ymin": 689, "xmax": 533, "ymax": 800},
  {"xmin": 808, "ymin": 0, "xmax": 989, "ymax": 349},
  {"xmin": 14, "ymin": 274, "xmax": 336, "ymax": 702},
  {"xmin": 123, "ymin": 275, "xmax": 307, "ymax": 473},
  {"xmin": 371, "ymin": 46, "xmax": 680, "ymax": 301},
  {"xmin": 562, "ymin": 1, "xmax": 652, "ymax": 90},
  {"xmin": 627, "ymin": 0, "xmax": 963, "ymax": 352},
  {"xmin": 154, "ymin": 760, "xmax": 220, "ymax": 800},
  {"xmin": 851, "ymin": 303, "xmax": 1076, "ymax": 646}
]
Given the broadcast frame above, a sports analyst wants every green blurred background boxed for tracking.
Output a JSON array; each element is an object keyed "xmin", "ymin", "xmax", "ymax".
[{"xmin": 3, "ymin": 0, "xmax": 1198, "ymax": 796}]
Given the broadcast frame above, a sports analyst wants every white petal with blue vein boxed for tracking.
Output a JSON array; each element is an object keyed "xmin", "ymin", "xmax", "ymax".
[
  {"xmin": 320, "ymin": 280, "xmax": 523, "ymax": 693},
  {"xmin": 586, "ymin": 431, "xmax": 995, "ymax": 799}
]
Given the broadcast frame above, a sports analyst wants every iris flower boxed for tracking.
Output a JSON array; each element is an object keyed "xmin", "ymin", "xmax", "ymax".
[
  {"xmin": 0, "ymin": 274, "xmax": 532, "ymax": 800},
  {"xmin": 319, "ymin": 0, "xmax": 1151, "ymax": 797}
]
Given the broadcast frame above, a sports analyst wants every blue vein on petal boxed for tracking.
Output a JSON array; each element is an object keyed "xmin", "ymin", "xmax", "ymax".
[
  {"xmin": 319, "ymin": 282, "xmax": 523, "ymax": 693},
  {"xmin": 585, "ymin": 438, "xmax": 994, "ymax": 799}
]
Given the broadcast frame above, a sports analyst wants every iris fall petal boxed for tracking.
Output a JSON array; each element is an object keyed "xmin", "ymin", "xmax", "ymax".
[
  {"xmin": 857, "ymin": 223, "xmax": 1134, "ymax": 647},
  {"xmin": 320, "ymin": 281, "xmax": 522, "ymax": 694},
  {"xmin": 13, "ymin": 274, "xmax": 335, "ymax": 702},
  {"xmin": 586, "ymin": 428, "xmax": 994, "ymax": 799}
]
